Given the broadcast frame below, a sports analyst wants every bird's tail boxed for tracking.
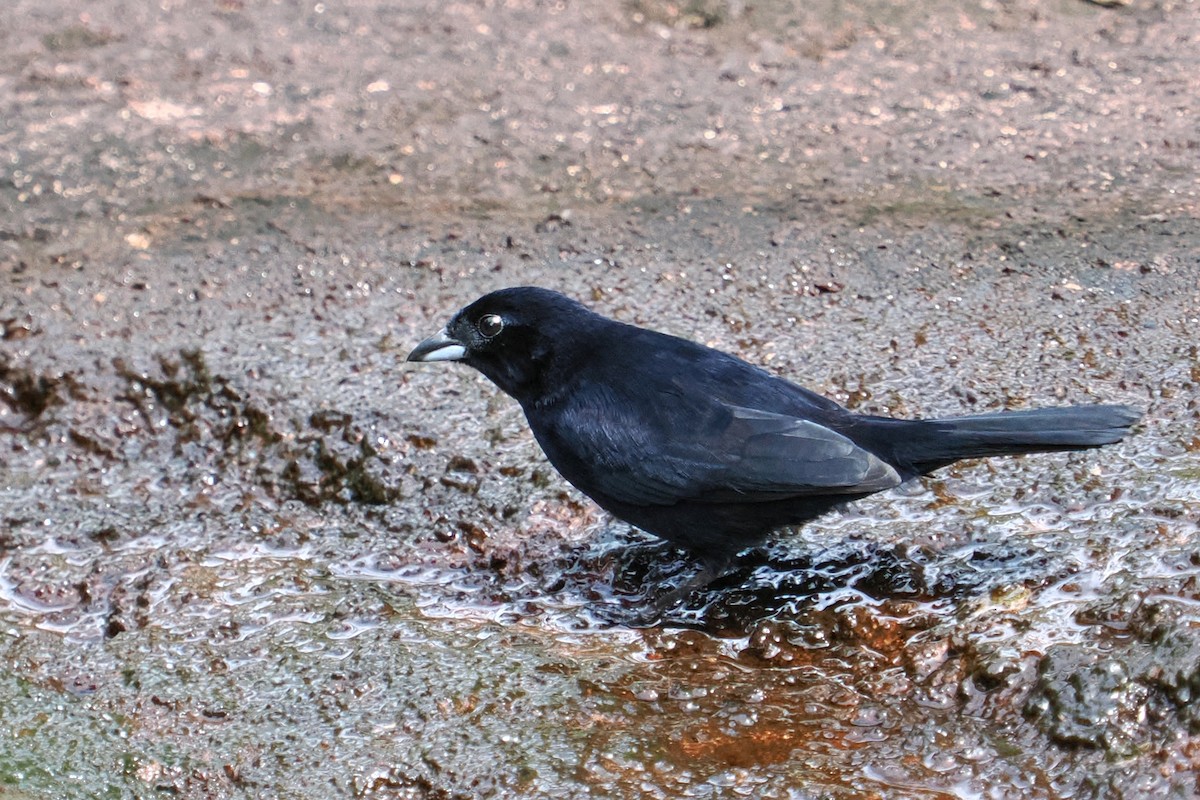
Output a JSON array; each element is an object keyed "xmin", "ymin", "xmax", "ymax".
[{"xmin": 896, "ymin": 404, "xmax": 1140, "ymax": 473}]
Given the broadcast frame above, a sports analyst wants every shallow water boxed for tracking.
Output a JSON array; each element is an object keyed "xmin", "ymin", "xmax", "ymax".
[{"xmin": 2, "ymin": 406, "xmax": 1197, "ymax": 798}]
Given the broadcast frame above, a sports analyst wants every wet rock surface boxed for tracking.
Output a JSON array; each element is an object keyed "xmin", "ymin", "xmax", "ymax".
[{"xmin": 2, "ymin": 0, "xmax": 1199, "ymax": 797}]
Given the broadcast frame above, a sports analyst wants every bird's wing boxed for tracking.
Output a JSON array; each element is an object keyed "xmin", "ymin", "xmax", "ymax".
[
  {"xmin": 705, "ymin": 404, "xmax": 903, "ymax": 500},
  {"xmin": 543, "ymin": 391, "xmax": 902, "ymax": 507}
]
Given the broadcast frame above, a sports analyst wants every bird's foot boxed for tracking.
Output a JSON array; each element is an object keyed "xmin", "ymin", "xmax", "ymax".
[{"xmin": 637, "ymin": 557, "xmax": 732, "ymax": 625}]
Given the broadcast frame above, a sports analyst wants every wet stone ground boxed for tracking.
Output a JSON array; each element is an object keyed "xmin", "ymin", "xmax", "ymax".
[{"xmin": 2, "ymin": 0, "xmax": 1199, "ymax": 797}]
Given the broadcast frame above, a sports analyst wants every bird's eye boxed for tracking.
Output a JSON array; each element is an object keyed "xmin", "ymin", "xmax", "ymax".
[{"xmin": 477, "ymin": 314, "xmax": 504, "ymax": 338}]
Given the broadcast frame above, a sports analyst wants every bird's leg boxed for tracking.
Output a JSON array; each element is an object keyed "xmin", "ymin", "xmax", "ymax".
[{"xmin": 648, "ymin": 554, "xmax": 731, "ymax": 618}]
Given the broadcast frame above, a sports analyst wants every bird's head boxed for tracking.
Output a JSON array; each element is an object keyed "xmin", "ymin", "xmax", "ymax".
[{"xmin": 407, "ymin": 287, "xmax": 598, "ymax": 402}]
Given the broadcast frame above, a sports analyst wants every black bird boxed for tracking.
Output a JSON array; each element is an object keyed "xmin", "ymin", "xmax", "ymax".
[{"xmin": 409, "ymin": 287, "xmax": 1138, "ymax": 582}]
